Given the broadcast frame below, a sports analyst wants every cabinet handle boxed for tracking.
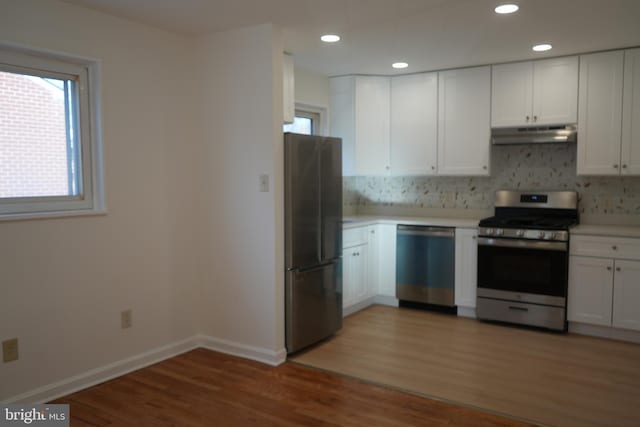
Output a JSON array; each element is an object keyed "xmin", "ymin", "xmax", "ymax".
[
  {"xmin": 616, "ymin": 267, "xmax": 621, "ymax": 272},
  {"xmin": 386, "ymin": 166, "xmax": 390, "ymax": 170},
  {"xmin": 613, "ymin": 164, "xmax": 619, "ymax": 169},
  {"xmin": 607, "ymin": 266, "xmax": 612, "ymax": 271},
  {"xmin": 533, "ymin": 115, "xmax": 538, "ymax": 122},
  {"xmin": 526, "ymin": 116, "xmax": 530, "ymax": 122},
  {"xmin": 431, "ymin": 166, "xmax": 435, "ymax": 170},
  {"xmin": 483, "ymin": 165, "xmax": 487, "ymax": 170},
  {"xmin": 472, "ymin": 236, "xmax": 477, "ymax": 240},
  {"xmin": 612, "ymin": 245, "xmax": 618, "ymax": 250},
  {"xmin": 622, "ymin": 164, "xmax": 628, "ymax": 169}
]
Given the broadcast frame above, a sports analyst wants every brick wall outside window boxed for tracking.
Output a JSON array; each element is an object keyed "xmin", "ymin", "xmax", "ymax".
[{"xmin": 0, "ymin": 71, "xmax": 70, "ymax": 198}]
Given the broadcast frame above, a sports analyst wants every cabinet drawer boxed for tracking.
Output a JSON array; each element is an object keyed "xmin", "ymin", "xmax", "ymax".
[
  {"xmin": 571, "ymin": 235, "xmax": 640, "ymax": 260},
  {"xmin": 343, "ymin": 226, "xmax": 368, "ymax": 248}
]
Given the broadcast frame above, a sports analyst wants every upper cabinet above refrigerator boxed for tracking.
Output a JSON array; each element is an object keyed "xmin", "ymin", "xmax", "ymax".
[{"xmin": 491, "ymin": 56, "xmax": 578, "ymax": 128}]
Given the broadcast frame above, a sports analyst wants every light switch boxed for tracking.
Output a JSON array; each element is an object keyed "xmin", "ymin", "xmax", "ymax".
[{"xmin": 259, "ymin": 174, "xmax": 269, "ymax": 192}]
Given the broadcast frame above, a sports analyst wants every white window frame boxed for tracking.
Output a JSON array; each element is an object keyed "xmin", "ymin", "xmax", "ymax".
[
  {"xmin": 296, "ymin": 103, "xmax": 328, "ymax": 136},
  {"xmin": 0, "ymin": 43, "xmax": 105, "ymax": 220}
]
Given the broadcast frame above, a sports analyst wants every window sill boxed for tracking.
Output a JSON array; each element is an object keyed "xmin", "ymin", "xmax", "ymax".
[{"xmin": 0, "ymin": 208, "xmax": 108, "ymax": 222}]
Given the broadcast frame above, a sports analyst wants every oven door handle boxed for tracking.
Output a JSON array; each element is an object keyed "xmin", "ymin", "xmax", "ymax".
[{"xmin": 477, "ymin": 237, "xmax": 567, "ymax": 251}]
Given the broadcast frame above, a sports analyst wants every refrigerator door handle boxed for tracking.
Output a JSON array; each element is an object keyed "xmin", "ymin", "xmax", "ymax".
[{"xmin": 290, "ymin": 258, "xmax": 341, "ymax": 274}]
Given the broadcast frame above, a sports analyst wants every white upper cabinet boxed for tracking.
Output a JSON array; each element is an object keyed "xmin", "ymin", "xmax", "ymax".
[
  {"xmin": 283, "ymin": 53, "xmax": 295, "ymax": 124},
  {"xmin": 491, "ymin": 56, "xmax": 578, "ymax": 127},
  {"xmin": 330, "ymin": 76, "xmax": 390, "ymax": 176},
  {"xmin": 438, "ymin": 66, "xmax": 491, "ymax": 176},
  {"xmin": 491, "ymin": 61, "xmax": 533, "ymax": 127},
  {"xmin": 577, "ymin": 51, "xmax": 625, "ymax": 175},
  {"xmin": 390, "ymin": 72, "xmax": 438, "ymax": 175},
  {"xmin": 622, "ymin": 48, "xmax": 640, "ymax": 175}
]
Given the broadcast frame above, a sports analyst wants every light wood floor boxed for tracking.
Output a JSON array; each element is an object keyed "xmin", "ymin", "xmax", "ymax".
[
  {"xmin": 291, "ymin": 305, "xmax": 640, "ymax": 427},
  {"xmin": 51, "ymin": 348, "xmax": 534, "ymax": 426}
]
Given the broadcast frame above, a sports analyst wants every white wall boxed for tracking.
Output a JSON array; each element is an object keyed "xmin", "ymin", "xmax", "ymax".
[
  {"xmin": 0, "ymin": 0, "xmax": 201, "ymax": 400},
  {"xmin": 196, "ymin": 24, "xmax": 286, "ymax": 362},
  {"xmin": 294, "ymin": 66, "xmax": 330, "ymax": 108}
]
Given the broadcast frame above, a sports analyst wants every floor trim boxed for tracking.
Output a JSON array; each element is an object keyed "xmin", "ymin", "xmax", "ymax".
[
  {"xmin": 4, "ymin": 335, "xmax": 287, "ymax": 404},
  {"xmin": 4, "ymin": 337, "xmax": 199, "ymax": 404},
  {"xmin": 197, "ymin": 335, "xmax": 287, "ymax": 366}
]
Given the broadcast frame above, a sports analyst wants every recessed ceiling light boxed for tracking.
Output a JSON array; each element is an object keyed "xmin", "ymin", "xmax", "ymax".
[
  {"xmin": 494, "ymin": 4, "xmax": 519, "ymax": 14},
  {"xmin": 532, "ymin": 44, "xmax": 553, "ymax": 52},
  {"xmin": 321, "ymin": 34, "xmax": 341, "ymax": 43},
  {"xmin": 392, "ymin": 62, "xmax": 409, "ymax": 69}
]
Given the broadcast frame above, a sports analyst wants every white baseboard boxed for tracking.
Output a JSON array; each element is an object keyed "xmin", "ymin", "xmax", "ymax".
[
  {"xmin": 457, "ymin": 306, "xmax": 477, "ymax": 319},
  {"xmin": 5, "ymin": 336, "xmax": 199, "ymax": 404},
  {"xmin": 343, "ymin": 297, "xmax": 376, "ymax": 317},
  {"xmin": 3, "ymin": 334, "xmax": 287, "ymax": 404},
  {"xmin": 374, "ymin": 295, "xmax": 399, "ymax": 307},
  {"xmin": 569, "ymin": 322, "xmax": 640, "ymax": 344},
  {"xmin": 196, "ymin": 335, "xmax": 286, "ymax": 367}
]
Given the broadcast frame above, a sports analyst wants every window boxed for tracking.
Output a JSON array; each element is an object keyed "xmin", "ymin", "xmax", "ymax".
[
  {"xmin": 283, "ymin": 109, "xmax": 321, "ymax": 135},
  {"xmin": 0, "ymin": 44, "xmax": 103, "ymax": 218}
]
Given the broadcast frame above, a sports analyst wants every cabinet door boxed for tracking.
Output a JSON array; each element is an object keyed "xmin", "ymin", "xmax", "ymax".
[
  {"xmin": 342, "ymin": 244, "xmax": 368, "ymax": 308},
  {"xmin": 491, "ymin": 61, "xmax": 533, "ymax": 127},
  {"xmin": 366, "ymin": 226, "xmax": 379, "ymax": 298},
  {"xmin": 568, "ymin": 256, "xmax": 614, "ymax": 326},
  {"xmin": 612, "ymin": 259, "xmax": 640, "ymax": 331},
  {"xmin": 377, "ymin": 224, "xmax": 397, "ymax": 298},
  {"xmin": 533, "ymin": 56, "xmax": 578, "ymax": 125},
  {"xmin": 355, "ymin": 76, "xmax": 391, "ymax": 175},
  {"xmin": 329, "ymin": 76, "xmax": 356, "ymax": 176},
  {"xmin": 390, "ymin": 73, "xmax": 438, "ymax": 175},
  {"xmin": 454, "ymin": 228, "xmax": 478, "ymax": 309},
  {"xmin": 438, "ymin": 66, "xmax": 491, "ymax": 176},
  {"xmin": 622, "ymin": 48, "xmax": 640, "ymax": 175},
  {"xmin": 577, "ymin": 51, "xmax": 624, "ymax": 175}
]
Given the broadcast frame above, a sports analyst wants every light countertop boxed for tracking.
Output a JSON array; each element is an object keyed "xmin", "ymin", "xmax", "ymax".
[
  {"xmin": 344, "ymin": 215, "xmax": 640, "ymax": 239},
  {"xmin": 343, "ymin": 215, "xmax": 481, "ymax": 229},
  {"xmin": 571, "ymin": 224, "xmax": 640, "ymax": 239}
]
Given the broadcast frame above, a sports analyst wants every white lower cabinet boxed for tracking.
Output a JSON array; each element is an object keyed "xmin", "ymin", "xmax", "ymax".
[
  {"xmin": 454, "ymin": 228, "xmax": 478, "ymax": 316},
  {"xmin": 612, "ymin": 259, "xmax": 640, "ymax": 330},
  {"xmin": 568, "ymin": 256, "xmax": 615, "ymax": 326},
  {"xmin": 377, "ymin": 223, "xmax": 397, "ymax": 298},
  {"xmin": 342, "ymin": 224, "xmax": 398, "ymax": 314},
  {"xmin": 568, "ymin": 234, "xmax": 640, "ymax": 332},
  {"xmin": 342, "ymin": 244, "xmax": 368, "ymax": 309}
]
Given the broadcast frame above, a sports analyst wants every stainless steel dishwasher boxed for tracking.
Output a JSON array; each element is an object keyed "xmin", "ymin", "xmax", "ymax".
[{"xmin": 396, "ymin": 225, "xmax": 455, "ymax": 307}]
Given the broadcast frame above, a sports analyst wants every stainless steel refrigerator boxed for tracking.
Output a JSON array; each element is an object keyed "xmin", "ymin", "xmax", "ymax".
[{"xmin": 285, "ymin": 132, "xmax": 342, "ymax": 354}]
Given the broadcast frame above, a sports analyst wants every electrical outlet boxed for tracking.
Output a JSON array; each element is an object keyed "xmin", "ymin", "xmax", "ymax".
[
  {"xmin": 121, "ymin": 310, "xmax": 133, "ymax": 329},
  {"xmin": 2, "ymin": 338, "xmax": 19, "ymax": 363},
  {"xmin": 259, "ymin": 174, "xmax": 269, "ymax": 192}
]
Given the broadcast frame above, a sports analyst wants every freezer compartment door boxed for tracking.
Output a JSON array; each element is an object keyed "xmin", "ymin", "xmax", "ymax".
[{"xmin": 286, "ymin": 261, "xmax": 342, "ymax": 354}]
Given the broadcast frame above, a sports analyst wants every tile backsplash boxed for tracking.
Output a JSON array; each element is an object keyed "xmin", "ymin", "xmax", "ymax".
[{"xmin": 344, "ymin": 143, "xmax": 640, "ymax": 217}]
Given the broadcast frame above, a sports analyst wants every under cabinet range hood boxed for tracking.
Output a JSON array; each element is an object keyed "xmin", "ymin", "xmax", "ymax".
[{"xmin": 491, "ymin": 124, "xmax": 577, "ymax": 145}]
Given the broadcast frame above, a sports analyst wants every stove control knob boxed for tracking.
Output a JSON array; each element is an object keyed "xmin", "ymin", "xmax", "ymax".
[
  {"xmin": 516, "ymin": 230, "xmax": 524, "ymax": 237},
  {"xmin": 496, "ymin": 228, "xmax": 504, "ymax": 236},
  {"xmin": 546, "ymin": 232, "xmax": 556, "ymax": 240},
  {"xmin": 538, "ymin": 231, "xmax": 546, "ymax": 239},
  {"xmin": 486, "ymin": 228, "xmax": 494, "ymax": 235}
]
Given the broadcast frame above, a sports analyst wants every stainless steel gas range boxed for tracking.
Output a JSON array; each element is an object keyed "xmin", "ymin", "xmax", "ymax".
[{"xmin": 476, "ymin": 190, "xmax": 578, "ymax": 331}]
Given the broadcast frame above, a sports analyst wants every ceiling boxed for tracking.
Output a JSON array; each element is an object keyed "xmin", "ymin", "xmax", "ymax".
[{"xmin": 61, "ymin": 0, "xmax": 640, "ymax": 76}]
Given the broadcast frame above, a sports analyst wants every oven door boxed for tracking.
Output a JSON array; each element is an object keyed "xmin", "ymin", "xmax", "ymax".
[{"xmin": 477, "ymin": 237, "xmax": 568, "ymax": 307}]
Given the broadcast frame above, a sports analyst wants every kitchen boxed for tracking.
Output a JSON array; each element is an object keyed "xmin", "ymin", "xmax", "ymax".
[{"xmin": 1, "ymin": 0, "xmax": 640, "ymax": 426}]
